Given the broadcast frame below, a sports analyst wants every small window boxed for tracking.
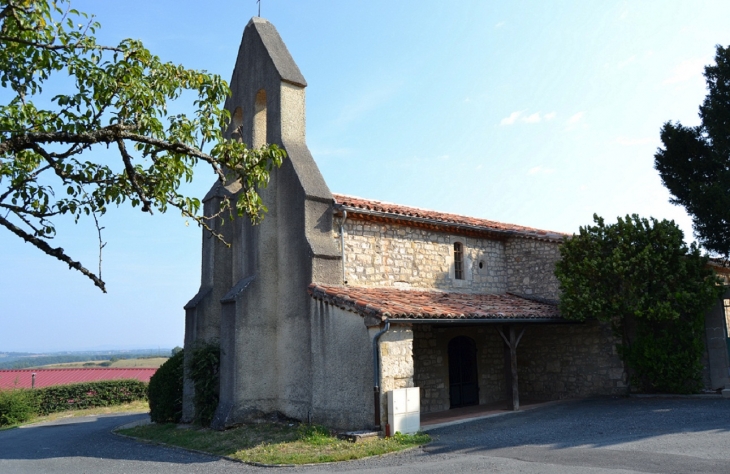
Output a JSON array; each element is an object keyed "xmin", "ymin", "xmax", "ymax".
[
  {"xmin": 231, "ymin": 107, "xmax": 243, "ymax": 142},
  {"xmin": 454, "ymin": 242, "xmax": 464, "ymax": 280},
  {"xmin": 253, "ymin": 89, "xmax": 267, "ymax": 148}
]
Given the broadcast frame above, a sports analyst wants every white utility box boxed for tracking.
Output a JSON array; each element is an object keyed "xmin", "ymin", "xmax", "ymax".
[{"xmin": 387, "ymin": 387, "xmax": 420, "ymax": 434}]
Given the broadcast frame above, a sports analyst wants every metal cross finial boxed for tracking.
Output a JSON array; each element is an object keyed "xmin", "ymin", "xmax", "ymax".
[{"xmin": 257, "ymin": 0, "xmax": 261, "ymax": 17}]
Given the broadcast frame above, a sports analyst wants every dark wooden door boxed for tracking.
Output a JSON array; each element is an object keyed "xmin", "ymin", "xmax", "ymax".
[{"xmin": 448, "ymin": 336, "xmax": 479, "ymax": 408}]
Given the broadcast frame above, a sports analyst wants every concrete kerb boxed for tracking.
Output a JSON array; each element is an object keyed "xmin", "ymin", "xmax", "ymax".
[{"xmin": 115, "ymin": 416, "xmax": 152, "ymax": 430}]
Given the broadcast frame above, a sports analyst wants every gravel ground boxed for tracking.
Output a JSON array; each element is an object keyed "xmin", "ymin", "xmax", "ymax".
[{"xmin": 1, "ymin": 397, "xmax": 728, "ymax": 473}]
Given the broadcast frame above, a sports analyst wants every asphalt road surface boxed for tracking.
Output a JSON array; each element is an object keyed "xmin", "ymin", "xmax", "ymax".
[{"xmin": 1, "ymin": 397, "xmax": 729, "ymax": 473}]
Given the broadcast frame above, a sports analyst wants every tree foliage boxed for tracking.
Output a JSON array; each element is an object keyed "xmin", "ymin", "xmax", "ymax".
[
  {"xmin": 555, "ymin": 214, "xmax": 721, "ymax": 393},
  {"xmin": 148, "ymin": 349, "xmax": 184, "ymax": 423},
  {"xmin": 654, "ymin": 45, "xmax": 730, "ymax": 258},
  {"xmin": 0, "ymin": 0, "xmax": 286, "ymax": 291},
  {"xmin": 187, "ymin": 341, "xmax": 219, "ymax": 427}
]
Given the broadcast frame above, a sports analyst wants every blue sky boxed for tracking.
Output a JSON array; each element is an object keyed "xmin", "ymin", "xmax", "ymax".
[{"xmin": 2, "ymin": 0, "xmax": 729, "ymax": 352}]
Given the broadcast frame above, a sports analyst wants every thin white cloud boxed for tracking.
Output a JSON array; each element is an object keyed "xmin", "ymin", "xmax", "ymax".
[
  {"xmin": 495, "ymin": 21, "xmax": 505, "ymax": 28},
  {"xmin": 567, "ymin": 112, "xmax": 584, "ymax": 124},
  {"xmin": 528, "ymin": 166, "xmax": 555, "ymax": 175},
  {"xmin": 617, "ymin": 55, "xmax": 637, "ymax": 69},
  {"xmin": 663, "ymin": 58, "xmax": 706, "ymax": 85},
  {"xmin": 501, "ymin": 111, "xmax": 557, "ymax": 125},
  {"xmin": 615, "ymin": 136, "xmax": 654, "ymax": 146},
  {"xmin": 500, "ymin": 111, "xmax": 522, "ymax": 125}
]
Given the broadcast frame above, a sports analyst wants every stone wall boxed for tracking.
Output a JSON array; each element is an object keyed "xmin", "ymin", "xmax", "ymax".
[
  {"xmin": 338, "ymin": 220, "xmax": 507, "ymax": 293},
  {"xmin": 505, "ymin": 237, "xmax": 562, "ymax": 300},
  {"xmin": 309, "ymin": 302, "xmax": 373, "ymax": 430},
  {"xmin": 413, "ymin": 321, "xmax": 626, "ymax": 413},
  {"xmin": 379, "ymin": 325, "xmax": 414, "ymax": 428},
  {"xmin": 413, "ymin": 325, "xmax": 505, "ymax": 414},
  {"xmin": 517, "ymin": 321, "xmax": 627, "ymax": 399}
]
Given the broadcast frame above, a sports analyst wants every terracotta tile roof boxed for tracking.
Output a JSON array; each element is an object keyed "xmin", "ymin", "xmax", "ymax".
[
  {"xmin": 0, "ymin": 368, "xmax": 157, "ymax": 390},
  {"xmin": 332, "ymin": 194, "xmax": 567, "ymax": 242},
  {"xmin": 308, "ymin": 283, "xmax": 561, "ymax": 322}
]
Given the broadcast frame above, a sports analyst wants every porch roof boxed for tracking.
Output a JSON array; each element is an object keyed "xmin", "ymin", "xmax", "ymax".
[{"xmin": 308, "ymin": 283, "xmax": 562, "ymax": 323}]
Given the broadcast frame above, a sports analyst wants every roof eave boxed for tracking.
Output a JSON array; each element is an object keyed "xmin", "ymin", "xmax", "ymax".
[
  {"xmin": 385, "ymin": 317, "xmax": 574, "ymax": 325},
  {"xmin": 334, "ymin": 203, "xmax": 565, "ymax": 243}
]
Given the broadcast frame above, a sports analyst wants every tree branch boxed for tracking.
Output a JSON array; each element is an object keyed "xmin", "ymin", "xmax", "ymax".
[
  {"xmin": 0, "ymin": 35, "xmax": 123, "ymax": 52},
  {"xmin": 1, "ymin": 127, "xmax": 227, "ymax": 182},
  {"xmin": 116, "ymin": 139, "xmax": 152, "ymax": 213},
  {"xmin": 0, "ymin": 212, "xmax": 106, "ymax": 292}
]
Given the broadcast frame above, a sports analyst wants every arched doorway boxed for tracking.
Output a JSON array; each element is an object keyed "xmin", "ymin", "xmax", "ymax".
[{"xmin": 448, "ymin": 336, "xmax": 479, "ymax": 408}]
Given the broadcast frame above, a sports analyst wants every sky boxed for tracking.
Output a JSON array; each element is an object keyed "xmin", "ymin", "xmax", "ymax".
[{"xmin": 2, "ymin": 0, "xmax": 730, "ymax": 352}]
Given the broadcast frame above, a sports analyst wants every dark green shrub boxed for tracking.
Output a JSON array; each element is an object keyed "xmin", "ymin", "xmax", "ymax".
[
  {"xmin": 188, "ymin": 342, "xmax": 220, "ymax": 427},
  {"xmin": 36, "ymin": 379, "xmax": 148, "ymax": 415},
  {"xmin": 148, "ymin": 349, "xmax": 184, "ymax": 423},
  {"xmin": 0, "ymin": 389, "xmax": 39, "ymax": 426},
  {"xmin": 556, "ymin": 214, "xmax": 721, "ymax": 393},
  {"xmin": 624, "ymin": 317, "xmax": 705, "ymax": 393}
]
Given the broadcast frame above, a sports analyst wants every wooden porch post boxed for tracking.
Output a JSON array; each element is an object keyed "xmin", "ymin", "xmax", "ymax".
[{"xmin": 498, "ymin": 325, "xmax": 525, "ymax": 411}]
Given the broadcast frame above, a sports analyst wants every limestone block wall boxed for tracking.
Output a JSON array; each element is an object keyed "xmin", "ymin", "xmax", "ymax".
[
  {"xmin": 505, "ymin": 237, "xmax": 562, "ymax": 300},
  {"xmin": 338, "ymin": 220, "xmax": 507, "ymax": 293},
  {"xmin": 379, "ymin": 325, "xmax": 414, "ymax": 428},
  {"xmin": 413, "ymin": 321, "xmax": 626, "ymax": 414},
  {"xmin": 517, "ymin": 321, "xmax": 626, "ymax": 399},
  {"xmin": 413, "ymin": 325, "xmax": 505, "ymax": 414}
]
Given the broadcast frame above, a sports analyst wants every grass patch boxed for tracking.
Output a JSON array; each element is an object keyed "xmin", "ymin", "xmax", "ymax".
[
  {"xmin": 118, "ymin": 422, "xmax": 431, "ymax": 465},
  {"xmin": 0, "ymin": 399, "xmax": 149, "ymax": 431}
]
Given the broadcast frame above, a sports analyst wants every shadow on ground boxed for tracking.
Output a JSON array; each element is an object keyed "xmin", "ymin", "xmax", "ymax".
[{"xmin": 424, "ymin": 397, "xmax": 730, "ymax": 454}]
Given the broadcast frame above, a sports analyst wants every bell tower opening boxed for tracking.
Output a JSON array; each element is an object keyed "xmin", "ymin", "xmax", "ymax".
[{"xmin": 253, "ymin": 89, "xmax": 267, "ymax": 148}]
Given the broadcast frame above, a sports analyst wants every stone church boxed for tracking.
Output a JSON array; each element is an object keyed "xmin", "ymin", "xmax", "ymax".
[{"xmin": 183, "ymin": 18, "xmax": 730, "ymax": 431}]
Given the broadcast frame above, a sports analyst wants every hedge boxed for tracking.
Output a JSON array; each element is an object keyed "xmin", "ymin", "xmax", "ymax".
[
  {"xmin": 148, "ymin": 350, "xmax": 184, "ymax": 423},
  {"xmin": 0, "ymin": 389, "xmax": 38, "ymax": 426},
  {"xmin": 36, "ymin": 379, "xmax": 148, "ymax": 416}
]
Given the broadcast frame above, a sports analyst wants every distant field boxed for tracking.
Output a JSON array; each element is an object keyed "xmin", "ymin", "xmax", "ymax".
[{"xmin": 40, "ymin": 357, "xmax": 168, "ymax": 369}]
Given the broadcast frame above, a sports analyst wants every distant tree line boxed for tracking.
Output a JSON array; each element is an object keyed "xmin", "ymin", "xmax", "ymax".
[{"xmin": 0, "ymin": 351, "xmax": 170, "ymax": 369}]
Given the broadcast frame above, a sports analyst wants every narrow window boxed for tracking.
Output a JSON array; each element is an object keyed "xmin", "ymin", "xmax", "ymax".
[
  {"xmin": 454, "ymin": 242, "xmax": 464, "ymax": 280},
  {"xmin": 231, "ymin": 107, "xmax": 243, "ymax": 142},
  {"xmin": 253, "ymin": 89, "xmax": 267, "ymax": 148}
]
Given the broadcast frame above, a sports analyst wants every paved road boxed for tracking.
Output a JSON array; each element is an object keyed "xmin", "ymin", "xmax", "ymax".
[{"xmin": 1, "ymin": 397, "xmax": 729, "ymax": 473}]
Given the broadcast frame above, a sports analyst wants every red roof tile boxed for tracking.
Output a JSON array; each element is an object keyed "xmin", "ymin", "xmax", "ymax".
[
  {"xmin": 308, "ymin": 283, "xmax": 561, "ymax": 322},
  {"xmin": 332, "ymin": 194, "xmax": 567, "ymax": 241},
  {"xmin": 0, "ymin": 368, "xmax": 157, "ymax": 390}
]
